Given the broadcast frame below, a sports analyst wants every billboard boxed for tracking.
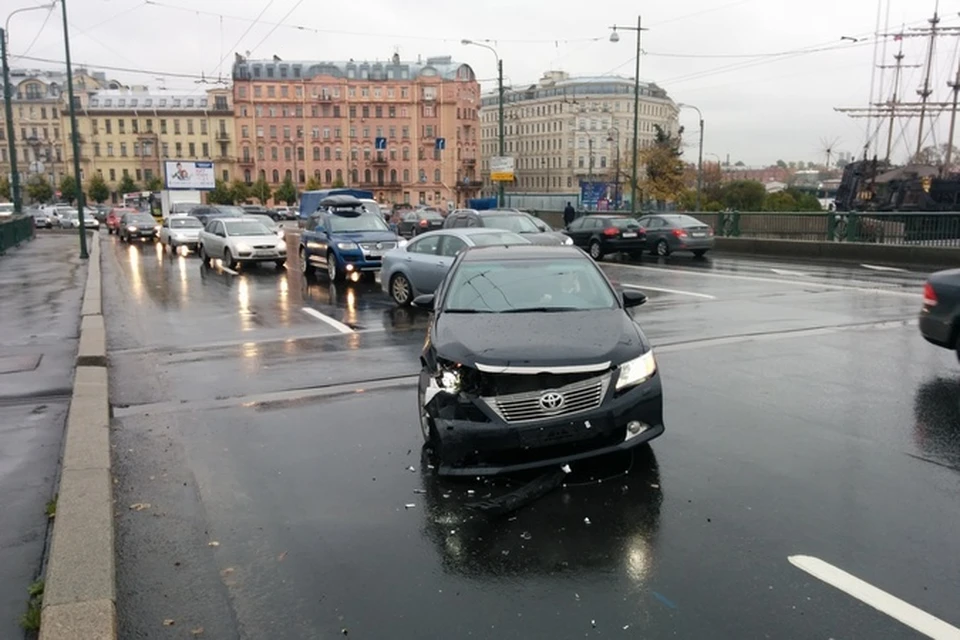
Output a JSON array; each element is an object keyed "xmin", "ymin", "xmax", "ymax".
[
  {"xmin": 163, "ymin": 160, "xmax": 215, "ymax": 190},
  {"xmin": 490, "ymin": 156, "xmax": 515, "ymax": 182}
]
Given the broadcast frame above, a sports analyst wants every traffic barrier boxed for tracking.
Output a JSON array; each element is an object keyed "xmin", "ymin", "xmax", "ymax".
[{"xmin": 0, "ymin": 214, "xmax": 36, "ymax": 254}]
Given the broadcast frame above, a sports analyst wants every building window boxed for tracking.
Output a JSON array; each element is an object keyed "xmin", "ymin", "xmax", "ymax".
[
  {"xmin": 267, "ymin": 86, "xmax": 275, "ymax": 98},
  {"xmin": 403, "ymin": 169, "xmax": 410, "ymax": 182},
  {"xmin": 325, "ymin": 169, "xmax": 332, "ymax": 183},
  {"xmin": 120, "ymin": 143, "xmax": 128, "ymax": 157},
  {"xmin": 298, "ymin": 169, "xmax": 305, "ymax": 183},
  {"xmin": 313, "ymin": 147, "xmax": 321, "ymax": 161},
  {"xmin": 335, "ymin": 148, "xmax": 342, "ymax": 160},
  {"xmin": 131, "ymin": 119, "xmax": 139, "ymax": 134},
  {"xmin": 283, "ymin": 126, "xmax": 291, "ymax": 139},
  {"xmin": 401, "ymin": 126, "xmax": 409, "ymax": 139},
  {"xmin": 362, "ymin": 106, "xmax": 370, "ymax": 119},
  {"xmin": 189, "ymin": 142, "xmax": 196, "ymax": 157},
  {"xmin": 323, "ymin": 127, "xmax": 330, "ymax": 139},
  {"xmin": 269, "ymin": 125, "xmax": 277, "ymax": 138},
  {"xmin": 297, "ymin": 147, "xmax": 304, "ymax": 161},
  {"xmin": 187, "ymin": 120, "xmax": 195, "ymax": 135},
  {"xmin": 93, "ymin": 143, "xmax": 100, "ymax": 157},
  {"xmin": 175, "ymin": 142, "xmax": 182, "ymax": 156},
  {"xmin": 109, "ymin": 169, "xmax": 116, "ymax": 181},
  {"xmin": 351, "ymin": 169, "xmax": 359, "ymax": 183},
  {"xmin": 324, "ymin": 146, "xmax": 331, "ymax": 160},
  {"xmin": 200, "ymin": 120, "xmax": 207, "ymax": 135},
  {"xmin": 160, "ymin": 119, "xmax": 167, "ymax": 134},
  {"xmin": 162, "ymin": 143, "xmax": 169, "ymax": 157},
  {"xmin": 281, "ymin": 86, "xmax": 289, "ymax": 98},
  {"xmin": 434, "ymin": 169, "xmax": 441, "ymax": 183},
  {"xmin": 136, "ymin": 169, "xmax": 142, "ymax": 181},
  {"xmin": 402, "ymin": 147, "xmax": 410, "ymax": 160},
  {"xmin": 133, "ymin": 142, "xmax": 140, "ymax": 156},
  {"xmin": 242, "ymin": 126, "xmax": 249, "ymax": 138},
  {"xmin": 284, "ymin": 147, "xmax": 292, "ymax": 161},
  {"xmin": 202, "ymin": 142, "xmax": 209, "ymax": 157},
  {"xmin": 272, "ymin": 169, "xmax": 280, "ymax": 182},
  {"xmin": 271, "ymin": 147, "xmax": 278, "ymax": 160}
]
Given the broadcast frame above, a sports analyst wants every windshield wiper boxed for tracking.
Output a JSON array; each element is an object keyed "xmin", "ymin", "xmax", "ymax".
[
  {"xmin": 444, "ymin": 308, "xmax": 494, "ymax": 314},
  {"xmin": 501, "ymin": 306, "xmax": 580, "ymax": 313}
]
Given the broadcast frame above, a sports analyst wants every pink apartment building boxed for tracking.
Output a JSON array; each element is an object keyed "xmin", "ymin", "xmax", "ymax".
[{"xmin": 231, "ymin": 54, "xmax": 482, "ymax": 208}]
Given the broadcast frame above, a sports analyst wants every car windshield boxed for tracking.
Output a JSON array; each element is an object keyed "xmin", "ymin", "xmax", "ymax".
[
  {"xmin": 419, "ymin": 211, "xmax": 444, "ymax": 221},
  {"xmin": 444, "ymin": 258, "xmax": 617, "ymax": 313},
  {"xmin": 170, "ymin": 217, "xmax": 202, "ymax": 229},
  {"xmin": 223, "ymin": 220, "xmax": 272, "ymax": 236},
  {"xmin": 667, "ymin": 215, "xmax": 706, "ymax": 227},
  {"xmin": 130, "ymin": 215, "xmax": 156, "ymax": 225},
  {"xmin": 468, "ymin": 231, "xmax": 529, "ymax": 247},
  {"xmin": 213, "ymin": 206, "xmax": 245, "ymax": 217},
  {"xmin": 62, "ymin": 212, "xmax": 78, "ymax": 219},
  {"xmin": 328, "ymin": 213, "xmax": 389, "ymax": 233},
  {"xmin": 481, "ymin": 214, "xmax": 540, "ymax": 234},
  {"xmin": 360, "ymin": 201, "xmax": 382, "ymax": 217},
  {"xmin": 611, "ymin": 217, "xmax": 642, "ymax": 230},
  {"xmin": 244, "ymin": 214, "xmax": 277, "ymax": 228}
]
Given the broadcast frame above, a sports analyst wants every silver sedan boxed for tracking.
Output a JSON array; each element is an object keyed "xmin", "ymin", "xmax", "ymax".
[{"xmin": 380, "ymin": 228, "xmax": 530, "ymax": 306}]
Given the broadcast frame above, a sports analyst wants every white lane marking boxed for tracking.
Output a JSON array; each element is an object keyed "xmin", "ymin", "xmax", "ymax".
[
  {"xmin": 301, "ymin": 307, "xmax": 355, "ymax": 334},
  {"xmin": 220, "ymin": 266, "xmax": 239, "ymax": 276},
  {"xmin": 621, "ymin": 283, "xmax": 716, "ymax": 300},
  {"xmin": 771, "ymin": 268, "xmax": 809, "ymax": 277},
  {"xmin": 788, "ymin": 555, "xmax": 960, "ymax": 639},
  {"xmin": 611, "ymin": 263, "xmax": 919, "ymax": 297},
  {"xmin": 862, "ymin": 263, "xmax": 909, "ymax": 273}
]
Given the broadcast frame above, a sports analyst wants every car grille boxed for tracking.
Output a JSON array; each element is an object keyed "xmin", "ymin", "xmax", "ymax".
[
  {"xmin": 485, "ymin": 374, "xmax": 610, "ymax": 424},
  {"xmin": 359, "ymin": 241, "xmax": 397, "ymax": 252},
  {"xmin": 253, "ymin": 244, "xmax": 276, "ymax": 249}
]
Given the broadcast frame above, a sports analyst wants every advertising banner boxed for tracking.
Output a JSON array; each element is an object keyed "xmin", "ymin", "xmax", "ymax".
[
  {"xmin": 490, "ymin": 156, "xmax": 515, "ymax": 182},
  {"xmin": 163, "ymin": 160, "xmax": 215, "ymax": 190}
]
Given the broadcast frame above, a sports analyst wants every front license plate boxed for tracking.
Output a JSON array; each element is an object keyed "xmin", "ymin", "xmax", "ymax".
[
  {"xmin": 519, "ymin": 421, "xmax": 595, "ymax": 447},
  {"xmin": 622, "ymin": 232, "xmax": 638, "ymax": 238},
  {"xmin": 255, "ymin": 251, "xmax": 276, "ymax": 257},
  {"xmin": 367, "ymin": 252, "xmax": 382, "ymax": 258}
]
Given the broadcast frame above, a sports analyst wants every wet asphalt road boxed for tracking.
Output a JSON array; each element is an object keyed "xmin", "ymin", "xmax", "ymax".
[
  {"xmin": 0, "ymin": 234, "xmax": 86, "ymax": 639},
  {"xmin": 102, "ymin": 233, "xmax": 960, "ymax": 639}
]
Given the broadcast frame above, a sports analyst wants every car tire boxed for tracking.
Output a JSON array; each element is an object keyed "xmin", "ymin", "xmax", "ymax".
[
  {"xmin": 589, "ymin": 239, "xmax": 603, "ymax": 261},
  {"xmin": 299, "ymin": 247, "xmax": 315, "ymax": 280},
  {"xmin": 223, "ymin": 248, "xmax": 237, "ymax": 270},
  {"xmin": 391, "ymin": 273, "xmax": 413, "ymax": 306},
  {"xmin": 693, "ymin": 249, "xmax": 708, "ymax": 258},
  {"xmin": 655, "ymin": 239, "xmax": 671, "ymax": 257},
  {"xmin": 275, "ymin": 259, "xmax": 286, "ymax": 269},
  {"xmin": 199, "ymin": 245, "xmax": 211, "ymax": 266},
  {"xmin": 327, "ymin": 253, "xmax": 344, "ymax": 282}
]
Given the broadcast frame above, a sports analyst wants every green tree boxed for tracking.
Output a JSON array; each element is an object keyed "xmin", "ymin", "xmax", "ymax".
[
  {"xmin": 776, "ymin": 159, "xmax": 787, "ymax": 169},
  {"xmin": 332, "ymin": 176, "xmax": 345, "ymax": 188},
  {"xmin": 26, "ymin": 176, "xmax": 54, "ymax": 204},
  {"xmin": 144, "ymin": 176, "xmax": 164, "ymax": 192},
  {"xmin": 795, "ymin": 193, "xmax": 822, "ymax": 211},
  {"xmin": 230, "ymin": 179, "xmax": 251, "ymax": 204},
  {"xmin": 250, "ymin": 177, "xmax": 272, "ymax": 204},
  {"xmin": 59, "ymin": 175, "xmax": 78, "ymax": 204},
  {"xmin": 764, "ymin": 191, "xmax": 797, "ymax": 211},
  {"xmin": 87, "ymin": 174, "xmax": 110, "ymax": 203},
  {"xmin": 207, "ymin": 179, "xmax": 235, "ymax": 204},
  {"xmin": 305, "ymin": 175, "xmax": 321, "ymax": 191},
  {"xmin": 274, "ymin": 176, "xmax": 297, "ymax": 205},
  {"xmin": 721, "ymin": 180, "xmax": 766, "ymax": 211},
  {"xmin": 639, "ymin": 124, "xmax": 686, "ymax": 206},
  {"xmin": 0, "ymin": 175, "xmax": 10, "ymax": 201},
  {"xmin": 117, "ymin": 174, "xmax": 138, "ymax": 195}
]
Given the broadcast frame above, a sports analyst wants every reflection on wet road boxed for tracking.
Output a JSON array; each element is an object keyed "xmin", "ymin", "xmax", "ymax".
[{"xmin": 100, "ymin": 233, "xmax": 960, "ymax": 639}]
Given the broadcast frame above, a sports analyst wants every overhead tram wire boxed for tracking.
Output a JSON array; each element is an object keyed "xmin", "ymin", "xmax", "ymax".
[
  {"xmin": 10, "ymin": 3, "xmax": 56, "ymax": 61},
  {"xmin": 245, "ymin": 0, "xmax": 306, "ymax": 58},
  {"xmin": 205, "ymin": 0, "xmax": 276, "ymax": 78}
]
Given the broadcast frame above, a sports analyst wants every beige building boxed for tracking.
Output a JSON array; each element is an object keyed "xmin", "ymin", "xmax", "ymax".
[
  {"xmin": 479, "ymin": 71, "xmax": 679, "ymax": 201},
  {"xmin": 0, "ymin": 67, "xmax": 107, "ymax": 194},
  {"xmin": 66, "ymin": 87, "xmax": 235, "ymax": 202}
]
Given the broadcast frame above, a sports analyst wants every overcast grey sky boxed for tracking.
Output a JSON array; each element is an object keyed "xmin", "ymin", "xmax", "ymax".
[{"xmin": 5, "ymin": 0, "xmax": 955, "ymax": 165}]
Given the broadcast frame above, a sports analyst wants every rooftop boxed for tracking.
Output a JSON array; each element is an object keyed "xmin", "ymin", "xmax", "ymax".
[
  {"xmin": 481, "ymin": 71, "xmax": 671, "ymax": 107},
  {"xmin": 232, "ymin": 54, "xmax": 476, "ymax": 83},
  {"xmin": 84, "ymin": 89, "xmax": 228, "ymax": 111}
]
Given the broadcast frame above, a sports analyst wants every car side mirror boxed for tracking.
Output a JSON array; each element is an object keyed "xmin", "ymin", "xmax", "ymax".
[
  {"xmin": 412, "ymin": 294, "xmax": 435, "ymax": 310},
  {"xmin": 622, "ymin": 289, "xmax": 647, "ymax": 308}
]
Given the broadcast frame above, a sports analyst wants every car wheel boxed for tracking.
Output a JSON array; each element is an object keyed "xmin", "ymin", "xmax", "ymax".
[
  {"xmin": 693, "ymin": 249, "xmax": 708, "ymax": 258},
  {"xmin": 199, "ymin": 245, "xmax": 211, "ymax": 266},
  {"xmin": 224, "ymin": 248, "xmax": 237, "ymax": 270},
  {"xmin": 299, "ymin": 247, "xmax": 315, "ymax": 280},
  {"xmin": 391, "ymin": 273, "xmax": 413, "ymax": 306},
  {"xmin": 655, "ymin": 239, "xmax": 671, "ymax": 257},
  {"xmin": 327, "ymin": 253, "xmax": 344, "ymax": 282},
  {"xmin": 275, "ymin": 259, "xmax": 286, "ymax": 269},
  {"xmin": 589, "ymin": 240, "xmax": 603, "ymax": 261}
]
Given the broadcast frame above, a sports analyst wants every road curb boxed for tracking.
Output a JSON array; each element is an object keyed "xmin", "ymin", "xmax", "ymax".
[{"xmin": 40, "ymin": 233, "xmax": 117, "ymax": 640}]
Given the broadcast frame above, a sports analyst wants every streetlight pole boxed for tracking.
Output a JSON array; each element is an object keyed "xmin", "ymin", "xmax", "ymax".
[
  {"xmin": 610, "ymin": 16, "xmax": 647, "ymax": 215},
  {"xmin": 607, "ymin": 127, "xmax": 620, "ymax": 208},
  {"xmin": 3, "ymin": 4, "xmax": 57, "ymax": 215},
  {"xmin": 462, "ymin": 40, "xmax": 505, "ymax": 207},
  {"xmin": 60, "ymin": 0, "xmax": 88, "ymax": 258},
  {"xmin": 678, "ymin": 103, "xmax": 704, "ymax": 211}
]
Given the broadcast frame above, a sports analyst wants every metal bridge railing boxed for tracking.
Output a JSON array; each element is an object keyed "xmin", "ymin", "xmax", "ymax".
[{"xmin": 0, "ymin": 215, "xmax": 36, "ymax": 255}]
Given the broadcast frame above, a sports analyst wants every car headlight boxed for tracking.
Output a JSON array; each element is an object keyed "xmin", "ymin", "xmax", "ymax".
[
  {"xmin": 235, "ymin": 242, "xmax": 252, "ymax": 253},
  {"xmin": 336, "ymin": 241, "xmax": 359, "ymax": 251},
  {"xmin": 616, "ymin": 351, "xmax": 657, "ymax": 390},
  {"xmin": 127, "ymin": 225, "xmax": 136, "ymax": 231},
  {"xmin": 563, "ymin": 236, "xmax": 574, "ymax": 245},
  {"xmin": 154, "ymin": 225, "xmax": 161, "ymax": 232},
  {"xmin": 437, "ymin": 369, "xmax": 461, "ymax": 393},
  {"xmin": 275, "ymin": 241, "xmax": 286, "ymax": 251}
]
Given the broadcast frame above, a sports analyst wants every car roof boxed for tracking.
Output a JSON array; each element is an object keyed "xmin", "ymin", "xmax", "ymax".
[
  {"xmin": 460, "ymin": 244, "xmax": 584, "ymax": 262},
  {"xmin": 478, "ymin": 209, "xmax": 523, "ymax": 215},
  {"xmin": 320, "ymin": 194, "xmax": 362, "ymax": 206}
]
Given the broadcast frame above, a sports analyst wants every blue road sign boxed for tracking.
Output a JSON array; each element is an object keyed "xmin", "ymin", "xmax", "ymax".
[
  {"xmin": 435, "ymin": 138, "xmax": 446, "ymax": 150},
  {"xmin": 375, "ymin": 137, "xmax": 387, "ymax": 150}
]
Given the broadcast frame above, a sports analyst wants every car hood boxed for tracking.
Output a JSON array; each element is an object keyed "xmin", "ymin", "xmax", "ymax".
[
  {"xmin": 329, "ymin": 230, "xmax": 401, "ymax": 243},
  {"xmin": 519, "ymin": 231, "xmax": 570, "ymax": 246},
  {"xmin": 433, "ymin": 308, "xmax": 648, "ymax": 369}
]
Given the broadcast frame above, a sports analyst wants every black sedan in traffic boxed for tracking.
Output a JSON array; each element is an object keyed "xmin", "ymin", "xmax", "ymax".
[
  {"xmin": 564, "ymin": 214, "xmax": 647, "ymax": 260},
  {"xmin": 397, "ymin": 209, "xmax": 445, "ymax": 237},
  {"xmin": 920, "ymin": 269, "xmax": 960, "ymax": 359},
  {"xmin": 413, "ymin": 244, "xmax": 663, "ymax": 476}
]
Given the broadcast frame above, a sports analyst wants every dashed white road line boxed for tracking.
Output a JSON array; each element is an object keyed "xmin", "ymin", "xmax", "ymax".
[
  {"xmin": 302, "ymin": 307, "xmax": 355, "ymax": 334},
  {"xmin": 770, "ymin": 268, "xmax": 809, "ymax": 277},
  {"xmin": 621, "ymin": 283, "xmax": 716, "ymax": 300},
  {"xmin": 788, "ymin": 555, "xmax": 960, "ymax": 639},
  {"xmin": 862, "ymin": 263, "xmax": 910, "ymax": 273}
]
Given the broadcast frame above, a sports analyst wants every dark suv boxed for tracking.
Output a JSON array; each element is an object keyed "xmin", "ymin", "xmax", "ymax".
[{"xmin": 442, "ymin": 209, "xmax": 571, "ymax": 246}]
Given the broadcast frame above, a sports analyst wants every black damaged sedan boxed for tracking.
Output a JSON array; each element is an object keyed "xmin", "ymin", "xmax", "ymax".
[{"xmin": 413, "ymin": 244, "xmax": 663, "ymax": 476}]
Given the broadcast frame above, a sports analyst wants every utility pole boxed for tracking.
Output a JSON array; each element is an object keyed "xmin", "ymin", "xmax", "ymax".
[
  {"xmin": 609, "ymin": 15, "xmax": 647, "ymax": 215},
  {"xmin": 61, "ymin": 0, "xmax": 88, "ymax": 259},
  {"xmin": 588, "ymin": 137, "xmax": 594, "ymax": 181},
  {"xmin": 1, "ymin": 29, "xmax": 21, "ymax": 214},
  {"xmin": 497, "ymin": 58, "xmax": 505, "ymax": 207},
  {"xmin": 915, "ymin": 9, "xmax": 940, "ymax": 159}
]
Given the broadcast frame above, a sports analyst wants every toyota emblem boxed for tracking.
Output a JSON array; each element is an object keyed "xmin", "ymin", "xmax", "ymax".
[
  {"xmin": 538, "ymin": 391, "xmax": 565, "ymax": 411},
  {"xmin": 375, "ymin": 242, "xmax": 383, "ymax": 250}
]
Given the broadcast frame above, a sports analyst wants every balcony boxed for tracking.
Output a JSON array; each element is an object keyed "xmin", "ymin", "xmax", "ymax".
[
  {"xmin": 216, "ymin": 130, "xmax": 230, "ymax": 141},
  {"xmin": 456, "ymin": 180, "xmax": 484, "ymax": 190},
  {"xmin": 371, "ymin": 156, "xmax": 388, "ymax": 166},
  {"xmin": 238, "ymin": 157, "xmax": 255, "ymax": 166},
  {"xmin": 462, "ymin": 157, "xmax": 476, "ymax": 167},
  {"xmin": 316, "ymin": 93, "xmax": 334, "ymax": 102}
]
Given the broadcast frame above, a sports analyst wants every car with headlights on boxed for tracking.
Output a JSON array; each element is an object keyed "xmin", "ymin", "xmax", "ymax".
[
  {"xmin": 413, "ymin": 244, "xmax": 663, "ymax": 476},
  {"xmin": 381, "ymin": 228, "xmax": 529, "ymax": 306},
  {"xmin": 118, "ymin": 212, "xmax": 157, "ymax": 242},
  {"xmin": 443, "ymin": 208, "xmax": 572, "ymax": 246},
  {"xmin": 106, "ymin": 207, "xmax": 136, "ymax": 234},
  {"xmin": 158, "ymin": 215, "xmax": 204, "ymax": 251},
  {"xmin": 198, "ymin": 218, "xmax": 287, "ymax": 270}
]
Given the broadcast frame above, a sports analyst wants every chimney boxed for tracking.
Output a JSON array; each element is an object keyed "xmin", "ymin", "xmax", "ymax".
[{"xmin": 392, "ymin": 52, "xmax": 400, "ymax": 65}]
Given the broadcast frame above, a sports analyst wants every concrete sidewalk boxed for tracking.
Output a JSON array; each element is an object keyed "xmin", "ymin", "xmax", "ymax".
[{"xmin": 0, "ymin": 235, "xmax": 87, "ymax": 639}]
